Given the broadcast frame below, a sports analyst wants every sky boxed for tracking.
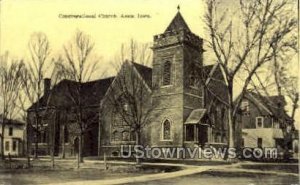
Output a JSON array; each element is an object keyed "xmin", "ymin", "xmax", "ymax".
[
  {"xmin": 0, "ymin": 0, "xmax": 206, "ymax": 67},
  {"xmin": 0, "ymin": 0, "xmax": 299, "ymax": 127}
]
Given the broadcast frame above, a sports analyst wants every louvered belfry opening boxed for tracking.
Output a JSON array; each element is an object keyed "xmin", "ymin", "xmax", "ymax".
[{"xmin": 163, "ymin": 61, "xmax": 171, "ymax": 85}]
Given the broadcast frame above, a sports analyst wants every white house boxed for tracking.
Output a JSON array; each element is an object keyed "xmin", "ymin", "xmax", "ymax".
[{"xmin": 0, "ymin": 116, "xmax": 25, "ymax": 156}]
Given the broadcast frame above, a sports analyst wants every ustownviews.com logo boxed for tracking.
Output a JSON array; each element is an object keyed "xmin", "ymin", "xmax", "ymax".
[{"xmin": 120, "ymin": 145, "xmax": 278, "ymax": 159}]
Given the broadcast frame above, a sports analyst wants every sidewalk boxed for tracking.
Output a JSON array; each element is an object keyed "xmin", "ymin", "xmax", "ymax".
[{"xmin": 48, "ymin": 163, "xmax": 237, "ymax": 185}]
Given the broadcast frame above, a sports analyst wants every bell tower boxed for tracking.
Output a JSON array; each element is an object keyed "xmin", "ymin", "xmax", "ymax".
[{"xmin": 150, "ymin": 9, "xmax": 205, "ymax": 147}]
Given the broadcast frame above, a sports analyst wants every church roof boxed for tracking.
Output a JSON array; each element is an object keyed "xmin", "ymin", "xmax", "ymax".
[
  {"xmin": 28, "ymin": 77, "xmax": 114, "ymax": 110},
  {"xmin": 165, "ymin": 11, "xmax": 191, "ymax": 33},
  {"xmin": 132, "ymin": 62, "xmax": 152, "ymax": 88}
]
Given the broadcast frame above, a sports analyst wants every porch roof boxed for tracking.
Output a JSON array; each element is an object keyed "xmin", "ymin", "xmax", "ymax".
[{"xmin": 185, "ymin": 109, "xmax": 206, "ymax": 124}]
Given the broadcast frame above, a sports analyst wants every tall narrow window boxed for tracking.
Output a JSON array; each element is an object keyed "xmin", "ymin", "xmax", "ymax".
[
  {"xmin": 112, "ymin": 131, "xmax": 121, "ymax": 141},
  {"xmin": 163, "ymin": 61, "xmax": 171, "ymax": 86},
  {"xmin": 162, "ymin": 120, "xmax": 171, "ymax": 140},
  {"xmin": 9, "ymin": 127, "xmax": 13, "ymax": 136},
  {"xmin": 5, "ymin": 141, "xmax": 9, "ymax": 151},
  {"xmin": 12, "ymin": 141, "xmax": 17, "ymax": 151},
  {"xmin": 256, "ymin": 117, "xmax": 264, "ymax": 128}
]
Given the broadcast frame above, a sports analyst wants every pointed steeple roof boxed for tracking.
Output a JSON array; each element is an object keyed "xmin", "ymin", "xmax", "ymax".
[{"xmin": 165, "ymin": 11, "xmax": 191, "ymax": 32}]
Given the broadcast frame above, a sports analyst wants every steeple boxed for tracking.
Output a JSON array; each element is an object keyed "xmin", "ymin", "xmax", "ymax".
[{"xmin": 165, "ymin": 9, "xmax": 191, "ymax": 33}]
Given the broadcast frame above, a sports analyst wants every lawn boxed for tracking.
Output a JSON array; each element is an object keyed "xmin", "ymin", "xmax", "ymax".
[{"xmin": 0, "ymin": 159, "xmax": 182, "ymax": 185}]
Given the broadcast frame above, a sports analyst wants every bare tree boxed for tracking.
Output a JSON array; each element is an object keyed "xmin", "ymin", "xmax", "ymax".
[
  {"xmin": 0, "ymin": 53, "xmax": 24, "ymax": 159},
  {"xmin": 204, "ymin": 0, "xmax": 297, "ymax": 149},
  {"xmin": 21, "ymin": 32, "xmax": 53, "ymax": 159},
  {"xmin": 104, "ymin": 40, "xmax": 155, "ymax": 164},
  {"xmin": 55, "ymin": 30, "xmax": 101, "ymax": 168}
]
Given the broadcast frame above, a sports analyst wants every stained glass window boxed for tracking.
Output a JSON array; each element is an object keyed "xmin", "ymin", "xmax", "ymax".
[{"xmin": 163, "ymin": 120, "xmax": 171, "ymax": 140}]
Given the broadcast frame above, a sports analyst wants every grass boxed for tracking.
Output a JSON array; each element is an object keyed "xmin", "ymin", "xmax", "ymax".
[{"xmin": 0, "ymin": 158, "xmax": 183, "ymax": 185}]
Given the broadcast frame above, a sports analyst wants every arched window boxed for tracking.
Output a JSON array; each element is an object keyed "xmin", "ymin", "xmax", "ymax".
[
  {"xmin": 163, "ymin": 61, "xmax": 171, "ymax": 85},
  {"xmin": 162, "ymin": 119, "xmax": 171, "ymax": 140},
  {"xmin": 112, "ymin": 131, "xmax": 121, "ymax": 141},
  {"xmin": 122, "ymin": 131, "xmax": 130, "ymax": 141}
]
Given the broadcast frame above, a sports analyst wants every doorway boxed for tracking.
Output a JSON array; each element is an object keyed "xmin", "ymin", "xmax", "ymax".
[{"xmin": 198, "ymin": 125, "xmax": 208, "ymax": 147}]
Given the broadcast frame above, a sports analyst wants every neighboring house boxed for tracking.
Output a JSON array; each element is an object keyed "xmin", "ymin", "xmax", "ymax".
[
  {"xmin": 292, "ymin": 129, "xmax": 298, "ymax": 159},
  {"xmin": 0, "ymin": 116, "xmax": 25, "ymax": 156},
  {"xmin": 27, "ymin": 10, "xmax": 230, "ymax": 158},
  {"xmin": 238, "ymin": 91, "xmax": 294, "ymax": 151}
]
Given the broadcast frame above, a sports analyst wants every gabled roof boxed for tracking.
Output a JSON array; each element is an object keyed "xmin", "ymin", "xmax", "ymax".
[
  {"xmin": 202, "ymin": 64, "xmax": 215, "ymax": 81},
  {"xmin": 248, "ymin": 92, "xmax": 290, "ymax": 120},
  {"xmin": 28, "ymin": 77, "xmax": 114, "ymax": 110},
  {"xmin": 243, "ymin": 91, "xmax": 291, "ymax": 121},
  {"xmin": 165, "ymin": 12, "xmax": 191, "ymax": 33},
  {"xmin": 132, "ymin": 62, "xmax": 152, "ymax": 88}
]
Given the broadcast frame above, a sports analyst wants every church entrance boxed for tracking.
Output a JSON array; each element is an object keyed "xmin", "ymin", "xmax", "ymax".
[{"xmin": 198, "ymin": 124, "xmax": 208, "ymax": 147}]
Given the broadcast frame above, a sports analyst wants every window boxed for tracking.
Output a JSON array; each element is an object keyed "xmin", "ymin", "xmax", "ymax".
[
  {"xmin": 256, "ymin": 117, "xmax": 264, "ymax": 128},
  {"xmin": 222, "ymin": 134, "xmax": 227, "ymax": 143},
  {"xmin": 257, "ymin": 138, "xmax": 262, "ymax": 148},
  {"xmin": 112, "ymin": 131, "xmax": 121, "ymax": 141},
  {"xmin": 5, "ymin": 141, "xmax": 9, "ymax": 151},
  {"xmin": 9, "ymin": 127, "xmax": 13, "ymax": 136},
  {"xmin": 12, "ymin": 141, "xmax": 17, "ymax": 151},
  {"xmin": 162, "ymin": 120, "xmax": 171, "ymax": 140},
  {"xmin": 123, "ymin": 103, "xmax": 129, "ymax": 112},
  {"xmin": 163, "ymin": 61, "xmax": 171, "ymax": 86},
  {"xmin": 185, "ymin": 125, "xmax": 195, "ymax": 141},
  {"xmin": 122, "ymin": 131, "xmax": 130, "ymax": 141},
  {"xmin": 214, "ymin": 133, "xmax": 221, "ymax": 143},
  {"xmin": 241, "ymin": 100, "xmax": 249, "ymax": 114}
]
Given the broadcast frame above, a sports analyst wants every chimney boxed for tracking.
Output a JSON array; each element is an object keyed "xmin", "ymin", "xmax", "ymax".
[{"xmin": 44, "ymin": 78, "xmax": 51, "ymax": 96}]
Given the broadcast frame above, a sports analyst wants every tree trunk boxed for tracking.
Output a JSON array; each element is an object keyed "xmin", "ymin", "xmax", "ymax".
[
  {"xmin": 1, "ymin": 117, "xmax": 5, "ymax": 160},
  {"xmin": 61, "ymin": 125, "xmax": 65, "ymax": 159},
  {"xmin": 51, "ymin": 116, "xmax": 56, "ymax": 168},
  {"xmin": 227, "ymin": 82, "xmax": 235, "ymax": 149},
  {"xmin": 77, "ymin": 134, "xmax": 84, "ymax": 169},
  {"xmin": 135, "ymin": 131, "xmax": 140, "ymax": 165},
  {"xmin": 80, "ymin": 134, "xmax": 84, "ymax": 163},
  {"xmin": 227, "ymin": 107, "xmax": 235, "ymax": 148}
]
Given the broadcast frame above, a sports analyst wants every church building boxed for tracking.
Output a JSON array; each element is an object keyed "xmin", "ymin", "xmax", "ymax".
[
  {"xmin": 27, "ymin": 10, "xmax": 229, "ymax": 158},
  {"xmin": 99, "ymin": 10, "xmax": 229, "ymax": 157}
]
